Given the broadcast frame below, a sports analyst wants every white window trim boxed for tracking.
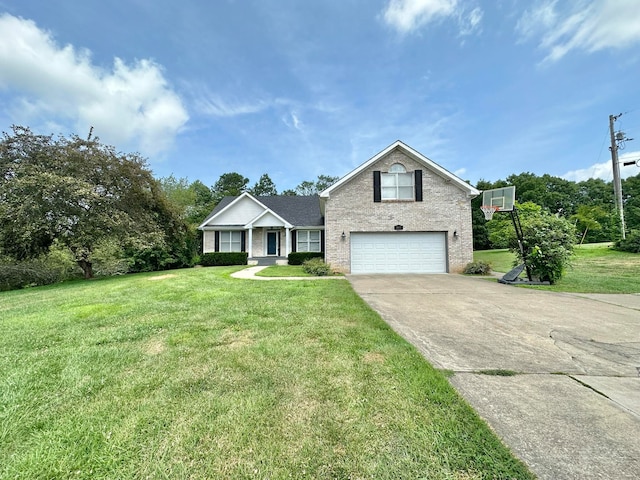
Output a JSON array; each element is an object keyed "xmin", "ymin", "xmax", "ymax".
[
  {"xmin": 296, "ymin": 229, "xmax": 322, "ymax": 253},
  {"xmin": 381, "ymin": 165, "xmax": 414, "ymax": 200},
  {"xmin": 220, "ymin": 230, "xmax": 242, "ymax": 252}
]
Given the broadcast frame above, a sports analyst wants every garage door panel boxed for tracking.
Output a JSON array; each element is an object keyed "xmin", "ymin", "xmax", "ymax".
[{"xmin": 351, "ymin": 232, "xmax": 446, "ymax": 274}]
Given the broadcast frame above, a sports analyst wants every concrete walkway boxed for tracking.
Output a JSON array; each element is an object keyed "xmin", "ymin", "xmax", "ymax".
[
  {"xmin": 231, "ymin": 265, "xmax": 346, "ymax": 280},
  {"xmin": 348, "ymin": 274, "xmax": 640, "ymax": 480}
]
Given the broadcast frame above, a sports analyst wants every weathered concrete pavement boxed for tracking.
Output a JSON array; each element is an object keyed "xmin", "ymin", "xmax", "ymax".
[{"xmin": 348, "ymin": 274, "xmax": 640, "ymax": 480}]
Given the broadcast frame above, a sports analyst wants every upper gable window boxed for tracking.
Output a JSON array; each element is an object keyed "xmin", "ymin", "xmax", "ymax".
[
  {"xmin": 382, "ymin": 163, "xmax": 414, "ymax": 200},
  {"xmin": 388, "ymin": 163, "xmax": 406, "ymax": 174}
]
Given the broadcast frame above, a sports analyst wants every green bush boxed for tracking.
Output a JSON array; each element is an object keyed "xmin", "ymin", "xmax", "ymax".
[
  {"xmin": 511, "ymin": 211, "xmax": 576, "ymax": 284},
  {"xmin": 91, "ymin": 240, "xmax": 129, "ymax": 276},
  {"xmin": 463, "ymin": 260, "xmax": 492, "ymax": 275},
  {"xmin": 288, "ymin": 252, "xmax": 324, "ymax": 265},
  {"xmin": 614, "ymin": 230, "xmax": 640, "ymax": 253},
  {"xmin": 0, "ymin": 250, "xmax": 78, "ymax": 291},
  {"xmin": 487, "ymin": 202, "xmax": 542, "ymax": 249},
  {"xmin": 200, "ymin": 252, "xmax": 248, "ymax": 267},
  {"xmin": 302, "ymin": 258, "xmax": 332, "ymax": 276}
]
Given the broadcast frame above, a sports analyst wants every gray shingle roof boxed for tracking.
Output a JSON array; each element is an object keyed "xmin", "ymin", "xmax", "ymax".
[{"xmin": 200, "ymin": 194, "xmax": 323, "ymax": 227}]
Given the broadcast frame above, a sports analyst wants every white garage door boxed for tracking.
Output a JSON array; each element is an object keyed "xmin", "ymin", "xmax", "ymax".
[{"xmin": 350, "ymin": 232, "xmax": 447, "ymax": 274}]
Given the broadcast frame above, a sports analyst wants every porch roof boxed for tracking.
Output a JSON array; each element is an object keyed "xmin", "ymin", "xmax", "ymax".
[{"xmin": 199, "ymin": 194, "xmax": 324, "ymax": 229}]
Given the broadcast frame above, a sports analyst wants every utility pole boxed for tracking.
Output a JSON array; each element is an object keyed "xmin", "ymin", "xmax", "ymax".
[{"xmin": 609, "ymin": 114, "xmax": 626, "ymax": 239}]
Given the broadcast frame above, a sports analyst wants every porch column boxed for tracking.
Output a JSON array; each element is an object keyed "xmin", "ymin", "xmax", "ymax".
[
  {"xmin": 247, "ymin": 228, "xmax": 253, "ymax": 258},
  {"xmin": 285, "ymin": 227, "xmax": 291, "ymax": 256}
]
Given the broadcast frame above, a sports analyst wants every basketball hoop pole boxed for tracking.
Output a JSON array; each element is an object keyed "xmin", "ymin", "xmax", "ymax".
[{"xmin": 510, "ymin": 207, "xmax": 533, "ymax": 282}]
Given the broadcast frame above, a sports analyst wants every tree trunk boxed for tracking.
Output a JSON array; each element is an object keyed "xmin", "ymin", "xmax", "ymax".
[
  {"xmin": 580, "ymin": 227, "xmax": 588, "ymax": 245},
  {"xmin": 77, "ymin": 259, "xmax": 94, "ymax": 279}
]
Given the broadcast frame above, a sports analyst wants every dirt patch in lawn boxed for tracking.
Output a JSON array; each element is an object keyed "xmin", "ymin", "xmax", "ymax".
[
  {"xmin": 363, "ymin": 352, "xmax": 385, "ymax": 363},
  {"xmin": 144, "ymin": 339, "xmax": 166, "ymax": 355},
  {"xmin": 149, "ymin": 274, "xmax": 177, "ymax": 281}
]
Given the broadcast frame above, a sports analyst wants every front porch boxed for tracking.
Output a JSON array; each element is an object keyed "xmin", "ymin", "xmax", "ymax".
[{"xmin": 248, "ymin": 256, "xmax": 289, "ymax": 266}]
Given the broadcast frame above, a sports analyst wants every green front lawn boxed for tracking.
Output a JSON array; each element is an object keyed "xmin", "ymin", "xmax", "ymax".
[
  {"xmin": 0, "ymin": 268, "xmax": 532, "ymax": 479},
  {"xmin": 255, "ymin": 265, "xmax": 343, "ymax": 277},
  {"xmin": 254, "ymin": 265, "xmax": 313, "ymax": 277},
  {"xmin": 472, "ymin": 249, "xmax": 515, "ymax": 274},
  {"xmin": 474, "ymin": 243, "xmax": 640, "ymax": 293}
]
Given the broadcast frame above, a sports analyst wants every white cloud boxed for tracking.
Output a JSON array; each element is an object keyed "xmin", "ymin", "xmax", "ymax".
[
  {"xmin": 0, "ymin": 13, "xmax": 188, "ymax": 156},
  {"xmin": 562, "ymin": 151, "xmax": 640, "ymax": 182},
  {"xmin": 382, "ymin": 0, "xmax": 458, "ymax": 33},
  {"xmin": 517, "ymin": 0, "xmax": 640, "ymax": 62},
  {"xmin": 290, "ymin": 111, "xmax": 303, "ymax": 131},
  {"xmin": 382, "ymin": 0, "xmax": 484, "ymax": 38},
  {"xmin": 195, "ymin": 91, "xmax": 268, "ymax": 117},
  {"xmin": 459, "ymin": 7, "xmax": 483, "ymax": 37},
  {"xmin": 453, "ymin": 167, "xmax": 467, "ymax": 178}
]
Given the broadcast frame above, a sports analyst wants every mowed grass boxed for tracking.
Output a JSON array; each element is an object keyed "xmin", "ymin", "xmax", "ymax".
[
  {"xmin": 472, "ymin": 249, "xmax": 515, "ymax": 274},
  {"xmin": 255, "ymin": 265, "xmax": 314, "ymax": 277},
  {"xmin": 474, "ymin": 243, "xmax": 640, "ymax": 293},
  {"xmin": 0, "ymin": 268, "xmax": 533, "ymax": 479},
  {"xmin": 256, "ymin": 265, "xmax": 344, "ymax": 277}
]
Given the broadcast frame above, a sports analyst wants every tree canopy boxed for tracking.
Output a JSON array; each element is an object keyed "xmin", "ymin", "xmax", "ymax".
[
  {"xmin": 473, "ymin": 170, "xmax": 640, "ymax": 249},
  {"xmin": 282, "ymin": 174, "xmax": 340, "ymax": 196},
  {"xmin": 0, "ymin": 126, "xmax": 192, "ymax": 278},
  {"xmin": 211, "ymin": 172, "xmax": 249, "ymax": 203},
  {"xmin": 249, "ymin": 173, "xmax": 278, "ymax": 196}
]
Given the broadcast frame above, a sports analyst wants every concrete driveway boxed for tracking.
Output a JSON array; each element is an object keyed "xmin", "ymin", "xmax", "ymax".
[{"xmin": 348, "ymin": 274, "xmax": 640, "ymax": 480}]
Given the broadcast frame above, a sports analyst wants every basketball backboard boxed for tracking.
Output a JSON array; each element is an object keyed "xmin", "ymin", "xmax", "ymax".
[{"xmin": 481, "ymin": 186, "xmax": 515, "ymax": 212}]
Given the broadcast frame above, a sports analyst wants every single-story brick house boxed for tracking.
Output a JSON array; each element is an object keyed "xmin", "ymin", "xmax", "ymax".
[{"xmin": 199, "ymin": 141, "xmax": 479, "ymax": 273}]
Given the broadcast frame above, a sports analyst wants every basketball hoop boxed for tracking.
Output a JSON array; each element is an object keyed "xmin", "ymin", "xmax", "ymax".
[{"xmin": 481, "ymin": 205, "xmax": 500, "ymax": 221}]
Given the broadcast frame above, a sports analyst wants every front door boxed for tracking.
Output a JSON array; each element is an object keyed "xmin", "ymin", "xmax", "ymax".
[{"xmin": 267, "ymin": 231, "xmax": 278, "ymax": 255}]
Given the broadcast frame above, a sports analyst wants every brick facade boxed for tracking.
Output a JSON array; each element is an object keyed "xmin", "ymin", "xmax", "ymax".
[{"xmin": 324, "ymin": 149, "xmax": 475, "ymax": 273}]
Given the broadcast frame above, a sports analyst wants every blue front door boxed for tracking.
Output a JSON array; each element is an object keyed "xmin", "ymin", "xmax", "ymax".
[{"xmin": 267, "ymin": 231, "xmax": 278, "ymax": 255}]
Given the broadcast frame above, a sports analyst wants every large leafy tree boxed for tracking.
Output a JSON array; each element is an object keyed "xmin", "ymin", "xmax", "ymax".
[
  {"xmin": 473, "ymin": 172, "xmax": 627, "ymax": 248},
  {"xmin": 0, "ymin": 126, "xmax": 190, "ymax": 278},
  {"xmin": 158, "ymin": 176, "xmax": 217, "ymax": 225},
  {"xmin": 622, "ymin": 172, "xmax": 640, "ymax": 234},
  {"xmin": 506, "ymin": 172, "xmax": 578, "ymax": 216},
  {"xmin": 472, "ymin": 178, "xmax": 506, "ymax": 249},
  {"xmin": 250, "ymin": 173, "xmax": 278, "ymax": 196},
  {"xmin": 571, "ymin": 205, "xmax": 609, "ymax": 244},
  {"xmin": 211, "ymin": 172, "xmax": 249, "ymax": 203},
  {"xmin": 159, "ymin": 175, "xmax": 196, "ymax": 213},
  {"xmin": 286, "ymin": 174, "xmax": 340, "ymax": 196}
]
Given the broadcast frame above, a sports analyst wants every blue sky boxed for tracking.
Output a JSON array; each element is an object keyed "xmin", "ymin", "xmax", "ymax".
[{"xmin": 1, "ymin": 0, "xmax": 639, "ymax": 191}]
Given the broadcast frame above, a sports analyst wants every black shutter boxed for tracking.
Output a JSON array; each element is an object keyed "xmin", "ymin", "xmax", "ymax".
[
  {"xmin": 373, "ymin": 171, "xmax": 381, "ymax": 202},
  {"xmin": 321, "ymin": 230, "xmax": 325, "ymax": 254},
  {"xmin": 214, "ymin": 231, "xmax": 220, "ymax": 252},
  {"xmin": 291, "ymin": 231, "xmax": 297, "ymax": 253},
  {"xmin": 415, "ymin": 170, "xmax": 423, "ymax": 202},
  {"xmin": 241, "ymin": 231, "xmax": 246, "ymax": 252}
]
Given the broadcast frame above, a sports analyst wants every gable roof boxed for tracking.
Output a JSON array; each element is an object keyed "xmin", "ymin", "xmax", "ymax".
[
  {"xmin": 198, "ymin": 193, "xmax": 323, "ymax": 229},
  {"xmin": 257, "ymin": 195, "xmax": 323, "ymax": 226},
  {"xmin": 319, "ymin": 140, "xmax": 480, "ymax": 199}
]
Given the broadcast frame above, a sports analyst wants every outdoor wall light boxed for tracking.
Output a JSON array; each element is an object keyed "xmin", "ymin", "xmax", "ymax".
[
  {"xmin": 341, "ymin": 231, "xmax": 346, "ymax": 239},
  {"xmin": 453, "ymin": 230, "xmax": 458, "ymax": 238}
]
